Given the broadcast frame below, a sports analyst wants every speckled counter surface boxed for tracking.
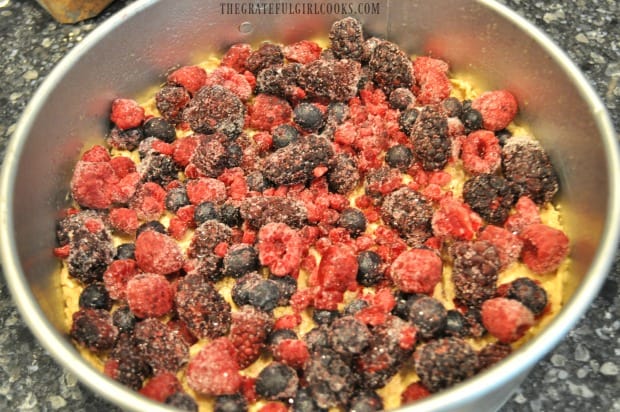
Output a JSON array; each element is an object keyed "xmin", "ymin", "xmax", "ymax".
[{"xmin": 0, "ymin": 0, "xmax": 618, "ymax": 411}]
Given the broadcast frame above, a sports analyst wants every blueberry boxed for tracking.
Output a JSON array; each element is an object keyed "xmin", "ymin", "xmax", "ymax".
[
  {"xmin": 408, "ymin": 296, "xmax": 447, "ymax": 339},
  {"xmin": 293, "ymin": 103, "xmax": 324, "ymax": 132},
  {"xmin": 338, "ymin": 208, "xmax": 367, "ymax": 237},
  {"xmin": 391, "ymin": 292, "xmax": 424, "ymax": 319},
  {"xmin": 164, "ymin": 392, "xmax": 198, "ymax": 412},
  {"xmin": 389, "ymin": 87, "xmax": 415, "ymax": 110},
  {"xmin": 222, "ymin": 245, "xmax": 259, "ymax": 278},
  {"xmin": 399, "ymin": 108, "xmax": 419, "ymax": 134},
  {"xmin": 313, "ymin": 309, "xmax": 340, "ymax": 325},
  {"xmin": 214, "ymin": 393, "xmax": 248, "ymax": 412},
  {"xmin": 348, "ymin": 390, "xmax": 383, "ymax": 412},
  {"xmin": 248, "ymin": 279, "xmax": 281, "ymax": 312},
  {"xmin": 272, "ymin": 124, "xmax": 300, "ymax": 149},
  {"xmin": 79, "ymin": 282, "xmax": 112, "ymax": 310},
  {"xmin": 294, "ymin": 387, "xmax": 327, "ymax": 412},
  {"xmin": 506, "ymin": 277, "xmax": 548, "ymax": 316},
  {"xmin": 143, "ymin": 117, "xmax": 176, "ymax": 143},
  {"xmin": 114, "ymin": 243, "xmax": 136, "ymax": 260},
  {"xmin": 194, "ymin": 201, "xmax": 220, "ymax": 225},
  {"xmin": 165, "ymin": 186, "xmax": 190, "ymax": 212},
  {"xmin": 112, "ymin": 306, "xmax": 137, "ymax": 334},
  {"xmin": 136, "ymin": 221, "xmax": 166, "ymax": 237},
  {"xmin": 444, "ymin": 309, "xmax": 468, "ymax": 338},
  {"xmin": 441, "ymin": 96, "xmax": 463, "ymax": 117},
  {"xmin": 356, "ymin": 250, "xmax": 383, "ymax": 286},
  {"xmin": 495, "ymin": 128, "xmax": 513, "ymax": 146},
  {"xmin": 460, "ymin": 101, "xmax": 483, "ymax": 132},
  {"xmin": 269, "ymin": 274, "xmax": 297, "ymax": 306},
  {"xmin": 328, "ymin": 316, "xmax": 371, "ymax": 356},
  {"xmin": 255, "ymin": 362, "xmax": 298, "ymax": 400},
  {"xmin": 385, "ymin": 144, "xmax": 413, "ymax": 171},
  {"xmin": 224, "ymin": 142, "xmax": 243, "ymax": 168},
  {"xmin": 220, "ymin": 203, "xmax": 242, "ymax": 227}
]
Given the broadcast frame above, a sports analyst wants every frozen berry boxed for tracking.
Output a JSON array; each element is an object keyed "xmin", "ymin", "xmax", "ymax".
[
  {"xmin": 139, "ymin": 371, "xmax": 182, "ymax": 402},
  {"xmin": 246, "ymin": 43, "xmax": 284, "ymax": 74},
  {"xmin": 368, "ymin": 40, "xmax": 413, "ymax": 94},
  {"xmin": 126, "ymin": 273, "xmax": 174, "ymax": 318},
  {"xmin": 188, "ymin": 220, "xmax": 233, "ymax": 258},
  {"xmin": 305, "ymin": 348, "xmax": 357, "ymax": 408},
  {"xmin": 71, "ymin": 308, "xmax": 118, "ymax": 352},
  {"xmin": 313, "ymin": 309, "xmax": 340, "ymax": 325},
  {"xmin": 143, "ymin": 117, "xmax": 176, "ymax": 143},
  {"xmin": 293, "ymin": 102, "xmax": 325, "ymax": 132},
  {"xmin": 214, "ymin": 394, "xmax": 248, "ymax": 412},
  {"xmin": 299, "ymin": 59, "xmax": 362, "ymax": 102},
  {"xmin": 411, "ymin": 105, "xmax": 450, "ymax": 171},
  {"xmin": 230, "ymin": 305, "xmax": 274, "ymax": 368},
  {"xmin": 504, "ymin": 277, "xmax": 548, "ymax": 316},
  {"xmin": 248, "ymin": 93, "xmax": 292, "ymax": 131},
  {"xmin": 356, "ymin": 250, "xmax": 384, "ymax": 287},
  {"xmin": 481, "ymin": 297, "xmax": 535, "ymax": 343},
  {"xmin": 183, "ymin": 85, "xmax": 245, "ymax": 139},
  {"xmin": 329, "ymin": 17, "xmax": 365, "ymax": 60},
  {"xmin": 246, "ymin": 171, "xmax": 271, "ymax": 192},
  {"xmin": 134, "ymin": 318, "xmax": 189, "ymax": 373},
  {"xmin": 459, "ymin": 101, "xmax": 483, "ymax": 133},
  {"xmin": 67, "ymin": 229, "xmax": 115, "ymax": 284},
  {"xmin": 194, "ymin": 201, "xmax": 220, "ymax": 225},
  {"xmin": 478, "ymin": 225, "xmax": 523, "ymax": 270},
  {"xmin": 187, "ymin": 337, "xmax": 242, "ymax": 396},
  {"xmin": 106, "ymin": 126, "xmax": 145, "ymax": 151},
  {"xmin": 408, "ymin": 296, "xmax": 447, "ymax": 339},
  {"xmin": 337, "ymin": 208, "xmax": 367, "ymax": 237},
  {"xmin": 398, "ymin": 107, "xmax": 419, "ymax": 135},
  {"xmin": 136, "ymin": 221, "xmax": 166, "ymax": 237},
  {"xmin": 79, "ymin": 282, "xmax": 112, "ymax": 310},
  {"xmin": 348, "ymin": 391, "xmax": 383, "ymax": 412},
  {"xmin": 110, "ymin": 98, "xmax": 144, "ymax": 130},
  {"xmin": 248, "ymin": 279, "xmax": 281, "ymax": 312},
  {"xmin": 381, "ymin": 187, "xmax": 433, "ymax": 247},
  {"xmin": 328, "ymin": 316, "xmax": 371, "ymax": 356},
  {"xmin": 519, "ymin": 223, "xmax": 569, "ymax": 274},
  {"xmin": 115, "ymin": 243, "xmax": 135, "ymax": 260},
  {"xmin": 112, "ymin": 306, "xmax": 137, "ymax": 334},
  {"xmin": 257, "ymin": 222, "xmax": 304, "ymax": 277},
  {"xmin": 389, "ymin": 248, "xmax": 442, "ymax": 294},
  {"xmin": 460, "ymin": 130, "xmax": 502, "ymax": 175},
  {"xmin": 240, "ymin": 196, "xmax": 307, "ymax": 230},
  {"xmin": 293, "ymin": 387, "xmax": 327, "ymax": 412},
  {"xmin": 168, "ymin": 65, "xmax": 207, "ymax": 95},
  {"xmin": 270, "ymin": 275, "xmax": 298, "ymax": 306},
  {"xmin": 165, "ymin": 186, "xmax": 190, "ymax": 212},
  {"xmin": 165, "ymin": 392, "xmax": 199, "ymax": 412},
  {"xmin": 135, "ymin": 230, "xmax": 184, "ymax": 275},
  {"xmin": 385, "ymin": 144, "xmax": 413, "ymax": 171},
  {"xmin": 327, "ymin": 153, "xmax": 360, "ymax": 195},
  {"xmin": 156, "ymin": 85, "xmax": 191, "ymax": 125},
  {"xmin": 223, "ymin": 244, "xmax": 259, "ymax": 278},
  {"xmin": 70, "ymin": 161, "xmax": 119, "ymax": 210},
  {"xmin": 477, "ymin": 342, "xmax": 513, "ymax": 371},
  {"xmin": 255, "ymin": 362, "xmax": 299, "ymax": 400},
  {"xmin": 272, "ymin": 124, "xmax": 300, "ymax": 149},
  {"xmin": 462, "ymin": 174, "xmax": 519, "ymax": 225},
  {"xmin": 451, "ymin": 240, "xmax": 500, "ymax": 307},
  {"xmin": 431, "ymin": 196, "xmax": 483, "ymax": 241},
  {"xmin": 471, "ymin": 90, "xmax": 518, "ymax": 131},
  {"xmin": 444, "ymin": 309, "xmax": 469, "ymax": 338},
  {"xmin": 139, "ymin": 152, "xmax": 180, "ymax": 186},
  {"xmin": 283, "ymin": 40, "xmax": 322, "ymax": 64},
  {"xmin": 389, "ymin": 87, "xmax": 415, "ymax": 110},
  {"xmin": 442, "ymin": 97, "xmax": 463, "ymax": 117}
]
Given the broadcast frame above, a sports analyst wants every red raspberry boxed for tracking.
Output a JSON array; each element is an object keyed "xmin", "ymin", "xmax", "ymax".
[
  {"xmin": 221, "ymin": 43, "xmax": 252, "ymax": 72},
  {"xmin": 167, "ymin": 217, "xmax": 189, "ymax": 240},
  {"xmin": 252, "ymin": 131, "xmax": 273, "ymax": 152},
  {"xmin": 317, "ymin": 244, "xmax": 358, "ymax": 294},
  {"xmin": 205, "ymin": 66, "xmax": 253, "ymax": 101},
  {"xmin": 103, "ymin": 259, "xmax": 139, "ymax": 300},
  {"xmin": 108, "ymin": 207, "xmax": 139, "ymax": 234},
  {"xmin": 126, "ymin": 273, "xmax": 174, "ymax": 318},
  {"xmin": 355, "ymin": 288, "xmax": 397, "ymax": 326},
  {"xmin": 109, "ymin": 156, "xmax": 137, "ymax": 178},
  {"xmin": 135, "ymin": 230, "xmax": 184, "ymax": 275},
  {"xmin": 481, "ymin": 297, "xmax": 535, "ymax": 343},
  {"xmin": 81, "ymin": 145, "xmax": 110, "ymax": 162},
  {"xmin": 130, "ymin": 182, "xmax": 167, "ymax": 221},
  {"xmin": 460, "ymin": 130, "xmax": 501, "ymax": 175},
  {"xmin": 186, "ymin": 337, "xmax": 242, "ymax": 396},
  {"xmin": 389, "ymin": 248, "xmax": 442, "ymax": 294},
  {"xmin": 229, "ymin": 306, "xmax": 274, "ymax": 369},
  {"xmin": 167, "ymin": 65, "xmax": 207, "ymax": 95},
  {"xmin": 431, "ymin": 196, "xmax": 483, "ymax": 241},
  {"xmin": 401, "ymin": 382, "xmax": 431, "ymax": 404},
  {"xmin": 471, "ymin": 90, "xmax": 518, "ymax": 131},
  {"xmin": 218, "ymin": 167, "xmax": 248, "ymax": 200},
  {"xmin": 248, "ymin": 94, "xmax": 292, "ymax": 131},
  {"xmin": 110, "ymin": 172, "xmax": 140, "ymax": 205},
  {"xmin": 504, "ymin": 196, "xmax": 541, "ymax": 234},
  {"xmin": 185, "ymin": 177, "xmax": 227, "ymax": 205},
  {"xmin": 283, "ymin": 40, "xmax": 322, "ymax": 64},
  {"xmin": 70, "ymin": 161, "xmax": 119, "ymax": 209},
  {"xmin": 519, "ymin": 223, "xmax": 569, "ymax": 274},
  {"xmin": 176, "ymin": 204, "xmax": 196, "ymax": 224},
  {"xmin": 53, "ymin": 244, "xmax": 70, "ymax": 259},
  {"xmin": 272, "ymin": 339, "xmax": 309, "ymax": 370},
  {"xmin": 257, "ymin": 222, "xmax": 304, "ymax": 276},
  {"xmin": 413, "ymin": 56, "xmax": 452, "ymax": 105},
  {"xmin": 172, "ymin": 135, "xmax": 200, "ymax": 167},
  {"xmin": 478, "ymin": 225, "xmax": 523, "ymax": 270},
  {"xmin": 151, "ymin": 139, "xmax": 174, "ymax": 156},
  {"xmin": 259, "ymin": 402, "xmax": 288, "ymax": 412},
  {"xmin": 273, "ymin": 313, "xmax": 302, "ymax": 330},
  {"xmin": 110, "ymin": 98, "xmax": 145, "ymax": 130},
  {"xmin": 138, "ymin": 372, "xmax": 182, "ymax": 402}
]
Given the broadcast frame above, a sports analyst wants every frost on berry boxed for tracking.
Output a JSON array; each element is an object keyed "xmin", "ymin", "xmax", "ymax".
[
  {"xmin": 380, "ymin": 187, "xmax": 433, "ymax": 247},
  {"xmin": 451, "ymin": 240, "xmax": 501, "ymax": 307},
  {"xmin": 460, "ymin": 130, "xmax": 502, "ymax": 175},
  {"xmin": 71, "ymin": 161, "xmax": 119, "ymax": 210},
  {"xmin": 240, "ymin": 196, "xmax": 307, "ymax": 229},
  {"xmin": 134, "ymin": 230, "xmax": 184, "ymax": 275},
  {"xmin": 368, "ymin": 40, "xmax": 413, "ymax": 94},
  {"xmin": 481, "ymin": 297, "xmax": 535, "ymax": 343},
  {"xmin": 389, "ymin": 248, "xmax": 442, "ymax": 294},
  {"xmin": 183, "ymin": 85, "xmax": 246, "ymax": 139},
  {"xmin": 229, "ymin": 305, "xmax": 274, "ymax": 369},
  {"xmin": 519, "ymin": 223, "xmax": 569, "ymax": 274},
  {"xmin": 299, "ymin": 58, "xmax": 362, "ymax": 102},
  {"xmin": 471, "ymin": 90, "xmax": 518, "ymax": 131},
  {"xmin": 126, "ymin": 273, "xmax": 174, "ymax": 318},
  {"xmin": 188, "ymin": 220, "xmax": 233, "ymax": 259},
  {"xmin": 329, "ymin": 17, "xmax": 365, "ymax": 61},
  {"xmin": 67, "ymin": 228, "xmax": 115, "ymax": 284},
  {"xmin": 70, "ymin": 308, "xmax": 118, "ymax": 352},
  {"xmin": 134, "ymin": 318, "xmax": 189, "ymax": 373},
  {"xmin": 462, "ymin": 174, "xmax": 518, "ymax": 226},
  {"xmin": 431, "ymin": 196, "xmax": 483, "ymax": 241},
  {"xmin": 186, "ymin": 337, "xmax": 242, "ymax": 396},
  {"xmin": 257, "ymin": 222, "xmax": 304, "ymax": 276}
]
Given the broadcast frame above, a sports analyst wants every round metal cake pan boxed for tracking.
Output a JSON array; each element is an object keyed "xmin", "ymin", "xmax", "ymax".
[{"xmin": 1, "ymin": 0, "xmax": 618, "ymax": 411}]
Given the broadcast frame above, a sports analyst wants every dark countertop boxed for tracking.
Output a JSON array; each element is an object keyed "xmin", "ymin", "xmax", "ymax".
[{"xmin": 0, "ymin": 0, "xmax": 618, "ymax": 411}]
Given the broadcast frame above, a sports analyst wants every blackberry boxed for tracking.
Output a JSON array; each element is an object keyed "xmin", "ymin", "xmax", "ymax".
[
  {"xmin": 106, "ymin": 126, "xmax": 145, "ymax": 151},
  {"xmin": 246, "ymin": 170, "xmax": 271, "ymax": 192},
  {"xmin": 194, "ymin": 202, "xmax": 220, "ymax": 225},
  {"xmin": 188, "ymin": 220, "xmax": 232, "ymax": 259},
  {"xmin": 313, "ymin": 309, "xmax": 340, "ymax": 326},
  {"xmin": 337, "ymin": 208, "xmax": 367, "ymax": 237},
  {"xmin": 477, "ymin": 342, "xmax": 512, "ymax": 371},
  {"xmin": 299, "ymin": 58, "xmax": 362, "ymax": 102},
  {"xmin": 398, "ymin": 107, "xmax": 419, "ymax": 135},
  {"xmin": 240, "ymin": 195, "xmax": 307, "ymax": 229},
  {"xmin": 451, "ymin": 240, "xmax": 501, "ymax": 307},
  {"xmin": 368, "ymin": 40, "xmax": 414, "ymax": 94},
  {"xmin": 460, "ymin": 100, "xmax": 483, "ymax": 133},
  {"xmin": 505, "ymin": 277, "xmax": 548, "ymax": 316},
  {"xmin": 270, "ymin": 275, "xmax": 298, "ymax": 306},
  {"xmin": 442, "ymin": 97, "xmax": 463, "ymax": 118},
  {"xmin": 165, "ymin": 186, "xmax": 190, "ymax": 212},
  {"xmin": 112, "ymin": 306, "xmax": 137, "ymax": 334},
  {"xmin": 190, "ymin": 133, "xmax": 233, "ymax": 178},
  {"xmin": 327, "ymin": 153, "xmax": 360, "ymax": 195},
  {"xmin": 327, "ymin": 102, "xmax": 349, "ymax": 124},
  {"xmin": 110, "ymin": 334, "xmax": 152, "ymax": 390},
  {"xmin": 188, "ymin": 252, "xmax": 223, "ymax": 282},
  {"xmin": 463, "ymin": 307, "xmax": 487, "ymax": 338},
  {"xmin": 389, "ymin": 87, "xmax": 415, "ymax": 110},
  {"xmin": 463, "ymin": 174, "xmax": 519, "ymax": 225},
  {"xmin": 408, "ymin": 296, "xmax": 448, "ymax": 340},
  {"xmin": 385, "ymin": 144, "xmax": 413, "ymax": 171},
  {"xmin": 67, "ymin": 229, "xmax": 115, "ymax": 284},
  {"xmin": 256, "ymin": 64, "xmax": 302, "ymax": 98},
  {"xmin": 222, "ymin": 244, "xmax": 259, "ymax": 278},
  {"xmin": 303, "ymin": 326, "xmax": 330, "ymax": 352},
  {"xmin": 246, "ymin": 43, "xmax": 284, "ymax": 74},
  {"xmin": 356, "ymin": 250, "xmax": 384, "ymax": 287},
  {"xmin": 55, "ymin": 210, "xmax": 101, "ymax": 246},
  {"xmin": 183, "ymin": 85, "xmax": 245, "ymax": 139},
  {"xmin": 305, "ymin": 347, "xmax": 358, "ymax": 408},
  {"xmin": 214, "ymin": 393, "xmax": 247, "ymax": 412},
  {"xmin": 413, "ymin": 337, "xmax": 479, "ymax": 392},
  {"xmin": 134, "ymin": 318, "xmax": 189, "ymax": 373},
  {"xmin": 79, "ymin": 282, "xmax": 112, "ymax": 310},
  {"xmin": 70, "ymin": 308, "xmax": 118, "ymax": 352},
  {"xmin": 165, "ymin": 392, "xmax": 199, "ymax": 412},
  {"xmin": 380, "ymin": 187, "xmax": 433, "ymax": 247},
  {"xmin": 272, "ymin": 124, "xmax": 300, "ymax": 149},
  {"xmin": 411, "ymin": 105, "xmax": 450, "ymax": 171},
  {"xmin": 329, "ymin": 17, "xmax": 365, "ymax": 61},
  {"xmin": 502, "ymin": 137, "xmax": 559, "ymax": 204},
  {"xmin": 114, "ymin": 243, "xmax": 136, "ymax": 260},
  {"xmin": 293, "ymin": 102, "xmax": 325, "ymax": 132},
  {"xmin": 294, "ymin": 387, "xmax": 327, "ymax": 412},
  {"xmin": 328, "ymin": 316, "xmax": 371, "ymax": 356},
  {"xmin": 139, "ymin": 153, "xmax": 179, "ymax": 186},
  {"xmin": 136, "ymin": 221, "xmax": 166, "ymax": 238},
  {"xmin": 155, "ymin": 85, "xmax": 191, "ymax": 125},
  {"xmin": 444, "ymin": 309, "xmax": 469, "ymax": 338},
  {"xmin": 348, "ymin": 391, "xmax": 383, "ymax": 412},
  {"xmin": 143, "ymin": 117, "xmax": 176, "ymax": 143},
  {"xmin": 364, "ymin": 165, "xmax": 401, "ymax": 200},
  {"xmin": 255, "ymin": 362, "xmax": 299, "ymax": 400}
]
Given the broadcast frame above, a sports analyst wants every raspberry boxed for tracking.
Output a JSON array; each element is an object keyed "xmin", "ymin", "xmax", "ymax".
[
  {"xmin": 175, "ymin": 273, "xmax": 232, "ymax": 338},
  {"xmin": 460, "ymin": 130, "xmax": 502, "ymax": 175},
  {"xmin": 471, "ymin": 90, "xmax": 518, "ymax": 131},
  {"xmin": 109, "ymin": 155, "xmax": 137, "ymax": 178},
  {"xmin": 168, "ymin": 65, "xmax": 207, "ymax": 95},
  {"xmin": 129, "ymin": 182, "xmax": 167, "ymax": 221},
  {"xmin": 172, "ymin": 135, "xmax": 200, "ymax": 167},
  {"xmin": 221, "ymin": 43, "xmax": 252, "ymax": 72},
  {"xmin": 110, "ymin": 98, "xmax": 145, "ymax": 130},
  {"xmin": 255, "ymin": 362, "xmax": 299, "ymax": 401},
  {"xmin": 413, "ymin": 337, "xmax": 478, "ymax": 393},
  {"xmin": 317, "ymin": 244, "xmax": 358, "ymax": 295},
  {"xmin": 183, "ymin": 85, "xmax": 246, "ymax": 139},
  {"xmin": 70, "ymin": 308, "xmax": 118, "ymax": 352},
  {"xmin": 478, "ymin": 225, "xmax": 523, "ymax": 270},
  {"xmin": 248, "ymin": 93, "xmax": 292, "ymax": 131},
  {"xmin": 462, "ymin": 173, "xmax": 518, "ymax": 225},
  {"xmin": 410, "ymin": 105, "xmax": 451, "ymax": 171},
  {"xmin": 272, "ymin": 339, "xmax": 309, "ymax": 370},
  {"xmin": 246, "ymin": 43, "xmax": 284, "ymax": 74},
  {"xmin": 134, "ymin": 230, "xmax": 184, "ymax": 275},
  {"xmin": 229, "ymin": 305, "xmax": 274, "ymax": 369},
  {"xmin": 108, "ymin": 207, "xmax": 139, "ymax": 234},
  {"xmin": 451, "ymin": 240, "xmax": 500, "ymax": 307},
  {"xmin": 283, "ymin": 40, "xmax": 322, "ymax": 63},
  {"xmin": 126, "ymin": 273, "xmax": 174, "ymax": 318},
  {"xmin": 71, "ymin": 161, "xmax": 119, "ymax": 209},
  {"xmin": 504, "ymin": 196, "xmax": 541, "ymax": 234},
  {"xmin": 138, "ymin": 372, "xmax": 182, "ymax": 402},
  {"xmin": 185, "ymin": 177, "xmax": 227, "ymax": 205},
  {"xmin": 186, "ymin": 337, "xmax": 242, "ymax": 396},
  {"xmin": 401, "ymin": 382, "xmax": 431, "ymax": 404},
  {"xmin": 431, "ymin": 196, "xmax": 483, "ymax": 241},
  {"xmin": 299, "ymin": 58, "xmax": 362, "ymax": 101},
  {"xmin": 380, "ymin": 187, "xmax": 433, "ymax": 247},
  {"xmin": 481, "ymin": 297, "xmax": 535, "ymax": 343},
  {"xmin": 205, "ymin": 66, "xmax": 253, "ymax": 101},
  {"xmin": 389, "ymin": 248, "xmax": 442, "ymax": 294},
  {"xmin": 155, "ymin": 85, "xmax": 191, "ymax": 125},
  {"xmin": 368, "ymin": 40, "xmax": 414, "ymax": 94},
  {"xmin": 257, "ymin": 222, "xmax": 304, "ymax": 276},
  {"xmin": 519, "ymin": 223, "xmax": 570, "ymax": 274},
  {"xmin": 413, "ymin": 56, "xmax": 452, "ymax": 105},
  {"xmin": 240, "ymin": 196, "xmax": 307, "ymax": 229},
  {"xmin": 81, "ymin": 145, "xmax": 111, "ymax": 162}
]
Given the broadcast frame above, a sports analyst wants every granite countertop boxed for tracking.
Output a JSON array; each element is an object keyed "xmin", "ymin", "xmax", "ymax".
[{"xmin": 0, "ymin": 0, "xmax": 618, "ymax": 411}]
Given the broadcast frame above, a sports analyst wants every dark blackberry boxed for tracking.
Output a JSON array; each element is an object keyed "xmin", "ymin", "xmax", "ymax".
[
  {"xmin": 299, "ymin": 58, "xmax": 362, "ymax": 102},
  {"xmin": 411, "ymin": 105, "xmax": 450, "ymax": 171},
  {"xmin": 110, "ymin": 334, "xmax": 152, "ymax": 390},
  {"xmin": 143, "ymin": 117, "xmax": 176, "ymax": 143},
  {"xmin": 451, "ymin": 240, "xmax": 501, "ymax": 307},
  {"xmin": 246, "ymin": 43, "xmax": 284, "ymax": 74},
  {"xmin": 344, "ymin": 298, "xmax": 370, "ymax": 316},
  {"xmin": 269, "ymin": 275, "xmax": 298, "ymax": 306},
  {"xmin": 213, "ymin": 393, "xmax": 247, "ymax": 412},
  {"xmin": 106, "ymin": 126, "xmax": 145, "ymax": 151},
  {"xmin": 70, "ymin": 308, "xmax": 118, "ymax": 352},
  {"xmin": 165, "ymin": 186, "xmax": 190, "ymax": 212},
  {"xmin": 79, "ymin": 282, "xmax": 112, "ymax": 310},
  {"xmin": 165, "ymin": 392, "xmax": 199, "ymax": 412},
  {"xmin": 255, "ymin": 362, "xmax": 299, "ymax": 400},
  {"xmin": 246, "ymin": 170, "xmax": 272, "ymax": 192},
  {"xmin": 328, "ymin": 316, "xmax": 371, "ymax": 356},
  {"xmin": 460, "ymin": 100, "xmax": 483, "ymax": 133},
  {"xmin": 222, "ymin": 244, "xmax": 259, "ymax": 278},
  {"xmin": 294, "ymin": 387, "xmax": 327, "ymax": 412},
  {"xmin": 502, "ymin": 137, "xmax": 559, "ymax": 204},
  {"xmin": 327, "ymin": 153, "xmax": 360, "ymax": 195},
  {"xmin": 134, "ymin": 318, "xmax": 190, "ymax": 373},
  {"xmin": 408, "ymin": 296, "xmax": 448, "ymax": 340},
  {"xmin": 337, "ymin": 208, "xmax": 367, "ymax": 237},
  {"xmin": 293, "ymin": 102, "xmax": 325, "ymax": 132},
  {"xmin": 136, "ymin": 221, "xmax": 167, "ymax": 238},
  {"xmin": 55, "ymin": 210, "xmax": 101, "ymax": 246},
  {"xmin": 303, "ymin": 326, "xmax": 330, "ymax": 352},
  {"xmin": 262, "ymin": 134, "xmax": 334, "ymax": 186},
  {"xmin": 385, "ymin": 144, "xmax": 413, "ymax": 171},
  {"xmin": 356, "ymin": 250, "xmax": 384, "ymax": 287},
  {"xmin": 441, "ymin": 97, "xmax": 463, "ymax": 118},
  {"xmin": 272, "ymin": 124, "xmax": 300, "ymax": 149},
  {"xmin": 495, "ymin": 128, "xmax": 512, "ymax": 146},
  {"xmin": 398, "ymin": 107, "xmax": 419, "ymax": 135},
  {"xmin": 240, "ymin": 195, "xmax": 307, "ymax": 229},
  {"xmin": 114, "ymin": 243, "xmax": 136, "ymax": 260},
  {"xmin": 462, "ymin": 174, "xmax": 519, "ymax": 225},
  {"xmin": 505, "ymin": 277, "xmax": 548, "ymax": 316},
  {"xmin": 183, "ymin": 85, "xmax": 245, "ymax": 139},
  {"xmin": 112, "ymin": 306, "xmax": 137, "ymax": 334},
  {"xmin": 175, "ymin": 273, "xmax": 232, "ymax": 338},
  {"xmin": 313, "ymin": 309, "xmax": 340, "ymax": 326},
  {"xmin": 139, "ymin": 153, "xmax": 180, "ymax": 186},
  {"xmin": 380, "ymin": 187, "xmax": 433, "ymax": 247},
  {"xmin": 305, "ymin": 347, "xmax": 358, "ymax": 408},
  {"xmin": 389, "ymin": 87, "xmax": 415, "ymax": 110},
  {"xmin": 67, "ymin": 230, "xmax": 115, "ymax": 284},
  {"xmin": 477, "ymin": 342, "xmax": 512, "ymax": 371},
  {"xmin": 463, "ymin": 307, "xmax": 487, "ymax": 338},
  {"xmin": 190, "ymin": 133, "xmax": 232, "ymax": 178},
  {"xmin": 348, "ymin": 391, "xmax": 383, "ymax": 412},
  {"xmin": 255, "ymin": 64, "xmax": 301, "ymax": 98},
  {"xmin": 155, "ymin": 85, "xmax": 191, "ymax": 125},
  {"xmin": 188, "ymin": 220, "xmax": 233, "ymax": 259},
  {"xmin": 329, "ymin": 17, "xmax": 365, "ymax": 60},
  {"xmin": 413, "ymin": 337, "xmax": 479, "ymax": 393},
  {"xmin": 444, "ymin": 309, "xmax": 469, "ymax": 338},
  {"xmin": 368, "ymin": 40, "xmax": 414, "ymax": 94},
  {"xmin": 194, "ymin": 201, "xmax": 220, "ymax": 225}
]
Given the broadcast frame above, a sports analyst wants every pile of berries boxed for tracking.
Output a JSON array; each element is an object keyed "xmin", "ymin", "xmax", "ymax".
[{"xmin": 58, "ymin": 16, "xmax": 570, "ymax": 411}]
